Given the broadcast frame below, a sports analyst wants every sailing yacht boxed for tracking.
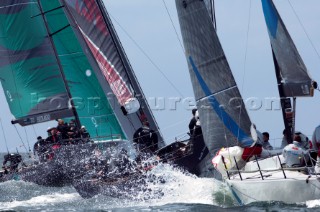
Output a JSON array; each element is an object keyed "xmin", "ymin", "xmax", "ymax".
[
  {"xmin": 60, "ymin": 0, "xmax": 212, "ymax": 198},
  {"xmin": 0, "ymin": 0, "xmax": 210, "ymax": 189},
  {"xmin": 0, "ymin": 0, "xmax": 142, "ymax": 186},
  {"xmin": 175, "ymin": 0, "xmax": 319, "ymax": 204},
  {"xmin": 223, "ymin": 0, "xmax": 319, "ymax": 204}
]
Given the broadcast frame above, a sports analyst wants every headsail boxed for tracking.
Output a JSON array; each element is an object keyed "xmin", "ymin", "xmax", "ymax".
[
  {"xmin": 60, "ymin": 0, "xmax": 163, "ymax": 142},
  {"xmin": 175, "ymin": 0, "xmax": 254, "ymax": 156},
  {"xmin": 261, "ymin": 0, "xmax": 315, "ymax": 97},
  {"xmin": 0, "ymin": 0, "xmax": 73, "ymax": 125},
  {"xmin": 261, "ymin": 0, "xmax": 317, "ymax": 141}
]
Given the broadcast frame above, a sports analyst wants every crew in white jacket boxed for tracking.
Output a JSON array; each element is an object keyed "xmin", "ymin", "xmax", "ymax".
[
  {"xmin": 282, "ymin": 135, "xmax": 308, "ymax": 167},
  {"xmin": 312, "ymin": 125, "xmax": 320, "ymax": 172}
]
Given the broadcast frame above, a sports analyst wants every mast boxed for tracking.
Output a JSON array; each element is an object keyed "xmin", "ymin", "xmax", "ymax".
[
  {"xmin": 37, "ymin": 0, "xmax": 81, "ymax": 128},
  {"xmin": 272, "ymin": 50, "xmax": 293, "ymax": 143},
  {"xmin": 292, "ymin": 97, "xmax": 297, "ymax": 140}
]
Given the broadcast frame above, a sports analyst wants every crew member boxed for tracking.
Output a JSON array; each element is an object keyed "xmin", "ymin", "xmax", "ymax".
[
  {"xmin": 56, "ymin": 119, "xmax": 70, "ymax": 140},
  {"xmin": 33, "ymin": 136, "xmax": 47, "ymax": 162},
  {"xmin": 2, "ymin": 153, "xmax": 22, "ymax": 172},
  {"xmin": 281, "ymin": 129, "xmax": 291, "ymax": 148},
  {"xmin": 133, "ymin": 121, "xmax": 158, "ymax": 154},
  {"xmin": 262, "ymin": 132, "xmax": 273, "ymax": 150},
  {"xmin": 283, "ymin": 135, "xmax": 308, "ymax": 167},
  {"xmin": 312, "ymin": 124, "xmax": 320, "ymax": 172},
  {"xmin": 189, "ymin": 108, "xmax": 198, "ymax": 136},
  {"xmin": 45, "ymin": 127, "xmax": 61, "ymax": 160},
  {"xmin": 68, "ymin": 119, "xmax": 79, "ymax": 139},
  {"xmin": 80, "ymin": 126, "xmax": 90, "ymax": 143}
]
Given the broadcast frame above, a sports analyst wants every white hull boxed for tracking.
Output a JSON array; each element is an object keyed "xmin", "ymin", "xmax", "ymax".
[{"xmin": 225, "ymin": 156, "xmax": 320, "ymax": 204}]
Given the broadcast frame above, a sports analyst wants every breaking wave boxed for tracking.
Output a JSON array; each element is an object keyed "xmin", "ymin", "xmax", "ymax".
[{"xmin": 0, "ymin": 163, "xmax": 319, "ymax": 211}]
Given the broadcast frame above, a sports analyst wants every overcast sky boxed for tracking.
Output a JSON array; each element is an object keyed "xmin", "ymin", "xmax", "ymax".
[{"xmin": 0, "ymin": 0, "xmax": 320, "ymax": 152}]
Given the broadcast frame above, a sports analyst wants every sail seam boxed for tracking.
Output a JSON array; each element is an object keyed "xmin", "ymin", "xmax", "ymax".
[
  {"xmin": 189, "ymin": 56, "xmax": 253, "ymax": 147},
  {"xmin": 196, "ymin": 85, "xmax": 237, "ymax": 102},
  {"xmin": 194, "ymin": 55, "xmax": 231, "ymax": 72}
]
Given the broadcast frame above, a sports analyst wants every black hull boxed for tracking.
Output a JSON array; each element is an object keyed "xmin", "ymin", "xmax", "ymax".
[
  {"xmin": 0, "ymin": 140, "xmax": 132, "ymax": 187},
  {"xmin": 72, "ymin": 134, "xmax": 210, "ymax": 199},
  {"xmin": 0, "ymin": 161, "xmax": 67, "ymax": 187},
  {"xmin": 156, "ymin": 133, "xmax": 210, "ymax": 177},
  {"xmin": 73, "ymin": 172, "xmax": 164, "ymax": 199}
]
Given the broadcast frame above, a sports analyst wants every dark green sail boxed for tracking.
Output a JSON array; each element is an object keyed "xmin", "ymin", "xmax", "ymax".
[
  {"xmin": 0, "ymin": 0, "xmax": 125, "ymax": 140},
  {"xmin": 0, "ymin": 0, "xmax": 73, "ymax": 125},
  {"xmin": 38, "ymin": 0, "xmax": 125, "ymax": 139}
]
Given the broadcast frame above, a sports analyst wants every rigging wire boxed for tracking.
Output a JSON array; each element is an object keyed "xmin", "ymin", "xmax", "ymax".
[
  {"xmin": 287, "ymin": 0, "xmax": 320, "ymax": 63},
  {"xmin": 161, "ymin": 0, "xmax": 185, "ymax": 54},
  {"xmin": 0, "ymin": 118, "xmax": 9, "ymax": 154},
  {"xmin": 13, "ymin": 125, "xmax": 28, "ymax": 153},
  {"xmin": 23, "ymin": 127, "xmax": 32, "ymax": 153},
  {"xmin": 32, "ymin": 125, "xmax": 38, "ymax": 138},
  {"xmin": 108, "ymin": 14, "xmax": 185, "ymax": 98},
  {"xmin": 237, "ymin": 0, "xmax": 252, "ymax": 142}
]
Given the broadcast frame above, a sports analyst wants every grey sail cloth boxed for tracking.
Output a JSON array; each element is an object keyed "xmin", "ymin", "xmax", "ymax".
[
  {"xmin": 203, "ymin": 0, "xmax": 215, "ymax": 24},
  {"xmin": 175, "ymin": 0, "xmax": 254, "ymax": 162},
  {"xmin": 261, "ymin": 0, "xmax": 314, "ymax": 97},
  {"xmin": 60, "ymin": 0, "xmax": 163, "ymax": 144}
]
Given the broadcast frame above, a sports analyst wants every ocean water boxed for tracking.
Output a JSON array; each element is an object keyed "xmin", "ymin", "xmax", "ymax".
[{"xmin": 0, "ymin": 154, "xmax": 320, "ymax": 211}]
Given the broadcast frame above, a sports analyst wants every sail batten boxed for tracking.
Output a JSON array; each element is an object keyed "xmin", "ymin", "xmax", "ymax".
[{"xmin": 176, "ymin": 0, "xmax": 254, "ymax": 158}]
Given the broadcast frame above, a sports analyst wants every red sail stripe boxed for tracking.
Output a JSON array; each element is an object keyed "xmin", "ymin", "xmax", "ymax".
[
  {"xmin": 81, "ymin": 30, "xmax": 132, "ymax": 105},
  {"xmin": 75, "ymin": 0, "xmax": 108, "ymax": 36}
]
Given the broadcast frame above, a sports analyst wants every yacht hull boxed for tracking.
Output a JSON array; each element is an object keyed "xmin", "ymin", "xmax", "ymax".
[
  {"xmin": 225, "ymin": 156, "xmax": 320, "ymax": 204},
  {"xmin": 0, "ymin": 140, "xmax": 131, "ymax": 187},
  {"xmin": 228, "ymin": 170, "xmax": 320, "ymax": 204}
]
